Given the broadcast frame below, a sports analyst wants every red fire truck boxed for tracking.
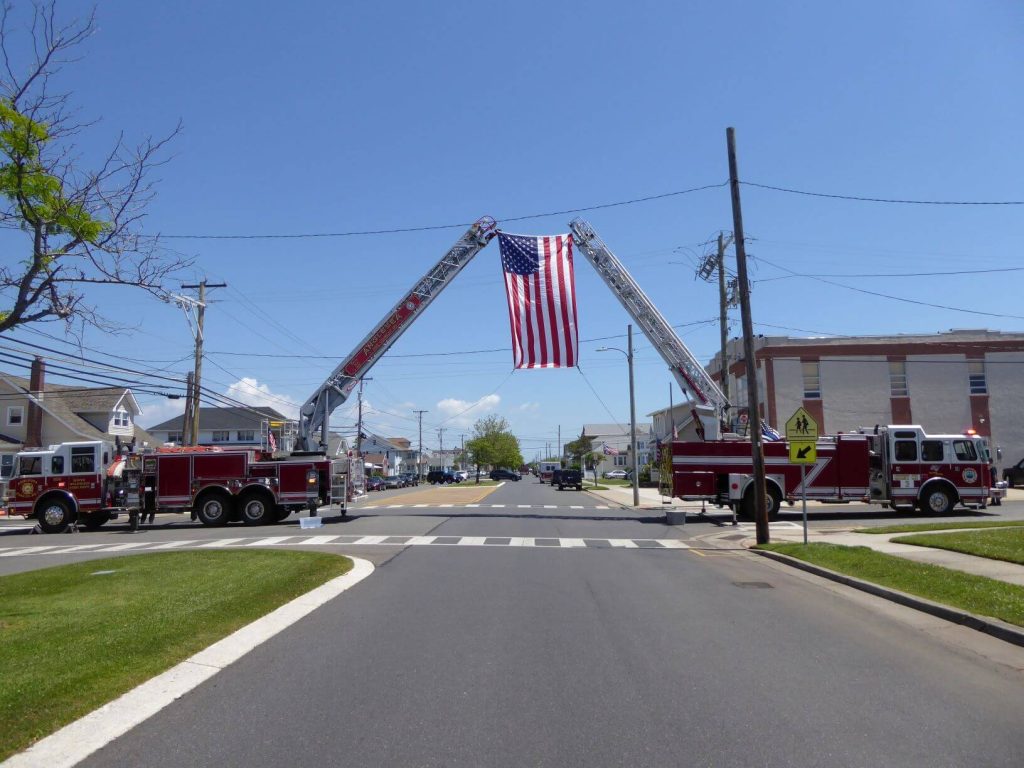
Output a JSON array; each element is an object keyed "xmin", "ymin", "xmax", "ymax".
[
  {"xmin": 7, "ymin": 440, "xmax": 347, "ymax": 533},
  {"xmin": 671, "ymin": 425, "xmax": 1003, "ymax": 520}
]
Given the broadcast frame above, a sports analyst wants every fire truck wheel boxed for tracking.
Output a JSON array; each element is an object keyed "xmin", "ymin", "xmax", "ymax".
[
  {"xmin": 740, "ymin": 486, "xmax": 782, "ymax": 522},
  {"xmin": 275, "ymin": 506, "xmax": 292, "ymax": 522},
  {"xmin": 240, "ymin": 491, "xmax": 275, "ymax": 526},
  {"xmin": 38, "ymin": 497, "xmax": 74, "ymax": 533},
  {"xmin": 196, "ymin": 492, "xmax": 232, "ymax": 526},
  {"xmin": 920, "ymin": 486, "xmax": 955, "ymax": 514}
]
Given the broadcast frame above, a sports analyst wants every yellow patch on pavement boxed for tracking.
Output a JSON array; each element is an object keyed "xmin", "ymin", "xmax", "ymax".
[{"xmin": 361, "ymin": 484, "xmax": 500, "ymax": 507}]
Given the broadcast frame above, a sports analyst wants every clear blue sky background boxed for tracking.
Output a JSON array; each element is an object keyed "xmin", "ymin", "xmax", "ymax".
[{"xmin": 3, "ymin": 0, "xmax": 1022, "ymax": 458}]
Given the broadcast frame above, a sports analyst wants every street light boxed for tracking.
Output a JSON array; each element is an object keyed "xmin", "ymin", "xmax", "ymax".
[{"xmin": 596, "ymin": 324, "xmax": 640, "ymax": 507}]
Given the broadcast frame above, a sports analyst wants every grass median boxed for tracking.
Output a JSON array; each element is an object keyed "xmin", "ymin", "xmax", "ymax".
[
  {"xmin": 759, "ymin": 542, "xmax": 1024, "ymax": 629},
  {"xmin": 860, "ymin": 520, "xmax": 1024, "ymax": 535},
  {"xmin": 0, "ymin": 549, "xmax": 352, "ymax": 762},
  {"xmin": 892, "ymin": 528, "xmax": 1024, "ymax": 566}
]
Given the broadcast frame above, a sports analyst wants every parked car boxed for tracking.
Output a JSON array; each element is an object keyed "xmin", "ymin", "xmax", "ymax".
[
  {"xmin": 557, "ymin": 468, "xmax": 584, "ymax": 491},
  {"xmin": 489, "ymin": 468, "xmax": 520, "ymax": 481},
  {"xmin": 427, "ymin": 470, "xmax": 459, "ymax": 484},
  {"xmin": 1003, "ymin": 458, "xmax": 1024, "ymax": 488},
  {"xmin": 366, "ymin": 476, "xmax": 385, "ymax": 491},
  {"xmin": 603, "ymin": 469, "xmax": 629, "ymax": 480},
  {"xmin": 383, "ymin": 475, "xmax": 405, "ymax": 489},
  {"xmin": 400, "ymin": 472, "xmax": 419, "ymax": 486},
  {"xmin": 453, "ymin": 470, "xmax": 470, "ymax": 482}
]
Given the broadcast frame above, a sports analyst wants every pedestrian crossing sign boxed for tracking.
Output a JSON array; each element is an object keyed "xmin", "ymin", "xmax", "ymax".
[{"xmin": 785, "ymin": 407, "xmax": 818, "ymax": 441}]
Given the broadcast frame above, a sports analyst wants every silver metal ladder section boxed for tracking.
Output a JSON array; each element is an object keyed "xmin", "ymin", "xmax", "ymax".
[
  {"xmin": 297, "ymin": 217, "xmax": 498, "ymax": 450},
  {"xmin": 569, "ymin": 217, "xmax": 730, "ymax": 433}
]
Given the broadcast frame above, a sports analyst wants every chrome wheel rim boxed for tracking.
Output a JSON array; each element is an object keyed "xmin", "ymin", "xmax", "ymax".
[
  {"xmin": 43, "ymin": 504, "xmax": 66, "ymax": 526},
  {"xmin": 244, "ymin": 500, "xmax": 264, "ymax": 520},
  {"xmin": 927, "ymin": 492, "xmax": 948, "ymax": 513},
  {"xmin": 205, "ymin": 500, "xmax": 224, "ymax": 520}
]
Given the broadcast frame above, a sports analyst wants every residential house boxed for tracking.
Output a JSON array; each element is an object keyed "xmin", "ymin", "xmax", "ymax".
[
  {"xmin": 147, "ymin": 406, "xmax": 295, "ymax": 451},
  {"xmin": 577, "ymin": 422, "xmax": 653, "ymax": 477},
  {"xmin": 0, "ymin": 357, "xmax": 154, "ymax": 480},
  {"xmin": 358, "ymin": 433, "xmax": 418, "ymax": 476}
]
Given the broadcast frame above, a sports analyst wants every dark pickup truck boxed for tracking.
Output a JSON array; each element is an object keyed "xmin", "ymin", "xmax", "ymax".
[{"xmin": 557, "ymin": 468, "xmax": 584, "ymax": 491}]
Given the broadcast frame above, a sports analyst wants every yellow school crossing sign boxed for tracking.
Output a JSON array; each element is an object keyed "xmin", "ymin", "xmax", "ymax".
[{"xmin": 786, "ymin": 407, "xmax": 818, "ymax": 465}]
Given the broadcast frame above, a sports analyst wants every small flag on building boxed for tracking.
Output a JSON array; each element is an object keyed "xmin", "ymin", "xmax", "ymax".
[{"xmin": 498, "ymin": 232, "xmax": 578, "ymax": 369}]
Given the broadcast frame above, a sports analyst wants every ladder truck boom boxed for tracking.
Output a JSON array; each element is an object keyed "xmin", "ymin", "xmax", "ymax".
[
  {"xmin": 296, "ymin": 217, "xmax": 498, "ymax": 451},
  {"xmin": 569, "ymin": 217, "xmax": 730, "ymax": 435}
]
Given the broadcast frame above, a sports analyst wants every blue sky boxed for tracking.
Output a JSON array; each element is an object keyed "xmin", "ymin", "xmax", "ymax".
[{"xmin": 3, "ymin": 0, "xmax": 1022, "ymax": 458}]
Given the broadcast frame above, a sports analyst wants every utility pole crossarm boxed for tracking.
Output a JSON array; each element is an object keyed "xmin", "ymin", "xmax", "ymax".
[
  {"xmin": 569, "ymin": 218, "xmax": 729, "ymax": 430},
  {"xmin": 297, "ymin": 217, "xmax": 498, "ymax": 451}
]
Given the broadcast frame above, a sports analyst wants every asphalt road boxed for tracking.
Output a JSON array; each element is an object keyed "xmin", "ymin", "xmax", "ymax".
[{"xmin": 4, "ymin": 480, "xmax": 1024, "ymax": 766}]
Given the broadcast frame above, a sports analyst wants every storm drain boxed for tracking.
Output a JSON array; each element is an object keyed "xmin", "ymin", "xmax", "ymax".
[{"xmin": 732, "ymin": 581, "xmax": 774, "ymax": 589}]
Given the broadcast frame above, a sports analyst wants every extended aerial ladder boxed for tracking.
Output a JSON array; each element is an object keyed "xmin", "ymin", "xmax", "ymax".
[
  {"xmin": 297, "ymin": 217, "xmax": 498, "ymax": 450},
  {"xmin": 569, "ymin": 218, "xmax": 730, "ymax": 436},
  {"xmin": 296, "ymin": 215, "xmax": 729, "ymax": 451}
]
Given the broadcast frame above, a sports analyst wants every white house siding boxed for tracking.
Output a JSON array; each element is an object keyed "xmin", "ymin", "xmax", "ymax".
[
  {"xmin": 820, "ymin": 358, "xmax": 890, "ymax": 432},
  {"xmin": 988, "ymin": 351, "xmax": 1024, "ymax": 465}
]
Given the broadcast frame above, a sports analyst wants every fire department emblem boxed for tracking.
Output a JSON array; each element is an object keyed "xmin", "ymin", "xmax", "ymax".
[
  {"xmin": 405, "ymin": 300, "xmax": 416, "ymax": 311},
  {"xmin": 962, "ymin": 468, "xmax": 977, "ymax": 484},
  {"xmin": 18, "ymin": 480, "xmax": 36, "ymax": 495}
]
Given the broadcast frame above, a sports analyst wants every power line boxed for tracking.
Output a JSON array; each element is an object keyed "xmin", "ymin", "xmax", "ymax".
[
  {"xmin": 157, "ymin": 182, "xmax": 730, "ymax": 240},
  {"xmin": 755, "ymin": 266, "xmax": 1024, "ymax": 282},
  {"xmin": 741, "ymin": 181, "xmax": 1024, "ymax": 206}
]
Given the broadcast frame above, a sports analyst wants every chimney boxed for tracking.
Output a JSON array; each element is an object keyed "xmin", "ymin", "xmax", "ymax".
[{"xmin": 25, "ymin": 356, "xmax": 44, "ymax": 448}]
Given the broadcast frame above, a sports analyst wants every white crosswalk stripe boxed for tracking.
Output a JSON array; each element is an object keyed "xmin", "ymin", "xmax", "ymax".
[{"xmin": 0, "ymin": 534, "xmax": 693, "ymax": 557}]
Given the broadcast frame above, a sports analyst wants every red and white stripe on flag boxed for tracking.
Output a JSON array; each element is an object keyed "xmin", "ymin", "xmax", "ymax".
[{"xmin": 497, "ymin": 232, "xmax": 579, "ymax": 369}]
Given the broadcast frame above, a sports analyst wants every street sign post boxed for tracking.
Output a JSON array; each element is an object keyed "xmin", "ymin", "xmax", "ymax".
[{"xmin": 786, "ymin": 408, "xmax": 820, "ymax": 545}]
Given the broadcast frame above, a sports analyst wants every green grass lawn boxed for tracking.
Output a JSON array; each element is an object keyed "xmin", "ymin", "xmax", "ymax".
[
  {"xmin": 0, "ymin": 550, "xmax": 352, "ymax": 762},
  {"xmin": 759, "ymin": 542, "xmax": 1024, "ymax": 628},
  {"xmin": 861, "ymin": 520, "xmax": 1024, "ymax": 535},
  {"xmin": 892, "ymin": 528, "xmax": 1024, "ymax": 566}
]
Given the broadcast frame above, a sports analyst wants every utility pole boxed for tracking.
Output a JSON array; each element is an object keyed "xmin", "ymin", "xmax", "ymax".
[
  {"xmin": 180, "ymin": 280, "xmax": 226, "ymax": 446},
  {"xmin": 557, "ymin": 425, "xmax": 561, "ymax": 462},
  {"xmin": 355, "ymin": 378, "xmax": 371, "ymax": 456},
  {"xmin": 717, "ymin": 232, "xmax": 733, "ymax": 404},
  {"xmin": 460, "ymin": 434, "xmax": 465, "ymax": 469},
  {"xmin": 437, "ymin": 427, "xmax": 446, "ymax": 468},
  {"xmin": 727, "ymin": 126, "xmax": 769, "ymax": 545},
  {"xmin": 182, "ymin": 371, "xmax": 194, "ymax": 444},
  {"xmin": 414, "ymin": 410, "xmax": 428, "ymax": 479},
  {"xmin": 628, "ymin": 324, "xmax": 640, "ymax": 508}
]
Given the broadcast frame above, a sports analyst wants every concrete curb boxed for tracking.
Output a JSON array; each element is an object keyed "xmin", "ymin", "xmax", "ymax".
[
  {"xmin": 584, "ymin": 489, "xmax": 632, "ymax": 510},
  {"xmin": 3, "ymin": 556, "xmax": 375, "ymax": 768},
  {"xmin": 753, "ymin": 549, "xmax": 1024, "ymax": 649}
]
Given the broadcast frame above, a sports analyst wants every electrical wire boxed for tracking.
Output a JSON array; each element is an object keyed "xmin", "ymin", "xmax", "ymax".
[{"xmin": 740, "ymin": 181, "xmax": 1024, "ymax": 205}]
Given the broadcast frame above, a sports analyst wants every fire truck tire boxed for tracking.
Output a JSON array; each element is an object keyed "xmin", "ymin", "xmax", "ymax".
[
  {"xmin": 239, "ymin": 491, "xmax": 275, "ymax": 526},
  {"xmin": 919, "ymin": 486, "xmax": 955, "ymax": 515},
  {"xmin": 82, "ymin": 511, "xmax": 112, "ymax": 530},
  {"xmin": 196, "ymin": 492, "xmax": 232, "ymax": 526},
  {"xmin": 275, "ymin": 506, "xmax": 292, "ymax": 522},
  {"xmin": 38, "ymin": 497, "xmax": 74, "ymax": 533},
  {"xmin": 740, "ymin": 486, "xmax": 782, "ymax": 522}
]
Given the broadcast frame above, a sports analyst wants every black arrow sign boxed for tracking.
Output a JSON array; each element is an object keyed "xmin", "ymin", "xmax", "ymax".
[{"xmin": 796, "ymin": 445, "xmax": 812, "ymax": 459}]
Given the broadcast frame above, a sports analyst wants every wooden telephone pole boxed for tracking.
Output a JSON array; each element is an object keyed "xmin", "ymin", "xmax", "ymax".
[
  {"xmin": 180, "ymin": 280, "xmax": 226, "ymax": 446},
  {"xmin": 726, "ymin": 127, "xmax": 769, "ymax": 545}
]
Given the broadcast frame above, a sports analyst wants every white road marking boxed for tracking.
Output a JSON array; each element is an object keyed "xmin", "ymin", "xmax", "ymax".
[
  {"xmin": 294, "ymin": 535, "xmax": 339, "ymax": 545},
  {"xmin": 596, "ymin": 506, "xmax": 609, "ymax": 509},
  {"xmin": 147, "ymin": 540, "xmax": 194, "ymax": 550},
  {"xmin": 544, "ymin": 505, "xmax": 557, "ymax": 509},
  {"xmin": 245, "ymin": 537, "xmax": 293, "ymax": 547},
  {"xmin": 92, "ymin": 542, "xmax": 152, "ymax": 553},
  {"xmin": 198, "ymin": 538, "xmax": 247, "ymax": 548},
  {"xmin": 570, "ymin": 506, "xmax": 583, "ymax": 509},
  {"xmin": 457, "ymin": 537, "xmax": 487, "ymax": 546},
  {"xmin": 607, "ymin": 539, "xmax": 639, "ymax": 548},
  {"xmin": 4, "ymin": 559, "xmax": 375, "ymax": 768},
  {"xmin": 41, "ymin": 543, "xmax": 109, "ymax": 555},
  {"xmin": 517, "ymin": 504, "xmax": 531, "ymax": 508},
  {"xmin": 560, "ymin": 538, "xmax": 586, "ymax": 548},
  {"xmin": 439, "ymin": 504, "xmax": 454, "ymax": 508},
  {"xmin": 466, "ymin": 504, "xmax": 480, "ymax": 508},
  {"xmin": 351, "ymin": 535, "xmax": 388, "ymax": 545},
  {"xmin": 413, "ymin": 504, "xmax": 428, "ymax": 508},
  {"xmin": 490, "ymin": 504, "xmax": 506, "ymax": 508},
  {"xmin": 657, "ymin": 540, "xmax": 690, "ymax": 549},
  {"xmin": 406, "ymin": 536, "xmax": 437, "ymax": 545},
  {"xmin": 388, "ymin": 504, "xmax": 403, "ymax": 508},
  {"xmin": 0, "ymin": 545, "xmax": 60, "ymax": 557}
]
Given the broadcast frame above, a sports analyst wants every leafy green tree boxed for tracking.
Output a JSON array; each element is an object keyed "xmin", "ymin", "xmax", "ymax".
[
  {"xmin": 465, "ymin": 415, "xmax": 523, "ymax": 482},
  {"xmin": 0, "ymin": 2, "xmax": 187, "ymax": 333}
]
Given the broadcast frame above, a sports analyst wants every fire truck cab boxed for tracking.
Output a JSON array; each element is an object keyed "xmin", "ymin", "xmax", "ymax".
[{"xmin": 8, "ymin": 440, "xmax": 123, "ymax": 533}]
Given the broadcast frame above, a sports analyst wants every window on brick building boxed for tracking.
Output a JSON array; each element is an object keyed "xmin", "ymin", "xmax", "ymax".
[
  {"xmin": 802, "ymin": 361, "xmax": 821, "ymax": 399},
  {"xmin": 889, "ymin": 361, "xmax": 908, "ymax": 397},
  {"xmin": 968, "ymin": 361, "xmax": 987, "ymax": 395}
]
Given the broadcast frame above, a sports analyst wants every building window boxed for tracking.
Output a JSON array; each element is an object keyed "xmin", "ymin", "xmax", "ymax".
[
  {"xmin": 802, "ymin": 361, "xmax": 821, "ymax": 399},
  {"xmin": 889, "ymin": 361, "xmax": 908, "ymax": 397},
  {"xmin": 112, "ymin": 408, "xmax": 130, "ymax": 428},
  {"xmin": 167, "ymin": 432, "xmax": 183, "ymax": 444},
  {"xmin": 614, "ymin": 455, "xmax": 627, "ymax": 467},
  {"xmin": 6, "ymin": 406, "xmax": 23, "ymax": 426},
  {"xmin": 212, "ymin": 430, "xmax": 230, "ymax": 443},
  {"xmin": 236, "ymin": 430, "xmax": 255, "ymax": 442},
  {"xmin": 968, "ymin": 361, "xmax": 987, "ymax": 395}
]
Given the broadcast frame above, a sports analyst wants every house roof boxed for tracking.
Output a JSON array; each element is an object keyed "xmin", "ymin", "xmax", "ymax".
[
  {"xmin": 387, "ymin": 437, "xmax": 412, "ymax": 450},
  {"xmin": 147, "ymin": 406, "xmax": 289, "ymax": 432},
  {"xmin": 0, "ymin": 373, "xmax": 110, "ymax": 442}
]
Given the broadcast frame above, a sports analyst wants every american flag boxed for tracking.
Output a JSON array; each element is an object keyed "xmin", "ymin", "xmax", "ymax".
[
  {"xmin": 602, "ymin": 442, "xmax": 619, "ymax": 456},
  {"xmin": 498, "ymin": 232, "xmax": 578, "ymax": 369}
]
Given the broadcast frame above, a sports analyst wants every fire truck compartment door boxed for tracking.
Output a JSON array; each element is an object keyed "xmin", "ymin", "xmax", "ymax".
[
  {"xmin": 157, "ymin": 455, "xmax": 191, "ymax": 502},
  {"xmin": 675, "ymin": 471, "xmax": 715, "ymax": 496}
]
